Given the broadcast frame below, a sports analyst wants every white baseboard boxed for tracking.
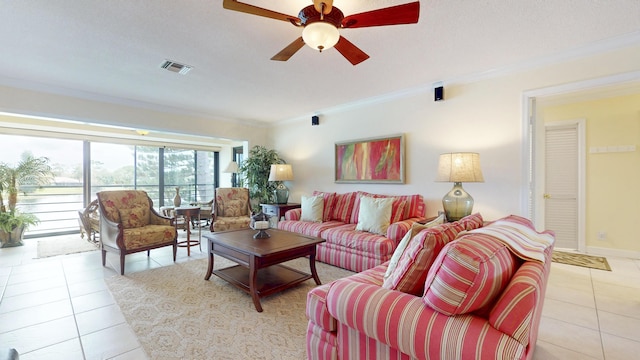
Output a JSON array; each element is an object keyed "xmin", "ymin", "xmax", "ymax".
[{"xmin": 586, "ymin": 246, "xmax": 640, "ymax": 260}]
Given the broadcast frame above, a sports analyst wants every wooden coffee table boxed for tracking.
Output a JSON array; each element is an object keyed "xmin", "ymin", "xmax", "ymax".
[{"xmin": 204, "ymin": 228, "xmax": 325, "ymax": 312}]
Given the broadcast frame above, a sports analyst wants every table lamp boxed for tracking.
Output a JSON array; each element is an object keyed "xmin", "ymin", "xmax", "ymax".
[
  {"xmin": 435, "ymin": 153, "xmax": 484, "ymax": 221},
  {"xmin": 268, "ymin": 164, "xmax": 293, "ymax": 204},
  {"xmin": 223, "ymin": 161, "xmax": 239, "ymax": 187}
]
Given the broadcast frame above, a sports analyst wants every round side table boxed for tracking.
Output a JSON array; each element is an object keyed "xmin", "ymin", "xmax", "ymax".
[{"xmin": 175, "ymin": 206, "xmax": 201, "ymax": 256}]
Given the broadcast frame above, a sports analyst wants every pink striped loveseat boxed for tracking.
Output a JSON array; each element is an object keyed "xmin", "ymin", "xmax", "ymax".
[
  {"xmin": 278, "ymin": 191, "xmax": 426, "ymax": 272},
  {"xmin": 306, "ymin": 214, "xmax": 555, "ymax": 360}
]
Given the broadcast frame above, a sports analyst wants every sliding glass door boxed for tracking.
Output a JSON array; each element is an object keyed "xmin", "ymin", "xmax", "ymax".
[{"xmin": 0, "ymin": 134, "xmax": 219, "ymax": 238}]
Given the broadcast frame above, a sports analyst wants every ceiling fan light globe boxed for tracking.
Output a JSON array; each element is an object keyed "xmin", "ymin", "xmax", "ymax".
[{"xmin": 302, "ymin": 22, "xmax": 339, "ymax": 52}]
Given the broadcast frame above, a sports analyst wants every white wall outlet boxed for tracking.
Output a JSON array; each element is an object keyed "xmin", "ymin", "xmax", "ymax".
[{"xmin": 597, "ymin": 231, "xmax": 607, "ymax": 241}]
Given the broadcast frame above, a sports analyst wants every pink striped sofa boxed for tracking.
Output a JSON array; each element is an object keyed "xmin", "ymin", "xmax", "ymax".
[
  {"xmin": 278, "ymin": 191, "xmax": 426, "ymax": 272},
  {"xmin": 306, "ymin": 214, "xmax": 555, "ymax": 360}
]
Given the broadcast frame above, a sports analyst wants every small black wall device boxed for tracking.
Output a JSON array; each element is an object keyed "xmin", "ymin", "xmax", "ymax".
[
  {"xmin": 434, "ymin": 86, "xmax": 444, "ymax": 101},
  {"xmin": 312, "ymin": 115, "xmax": 319, "ymax": 126}
]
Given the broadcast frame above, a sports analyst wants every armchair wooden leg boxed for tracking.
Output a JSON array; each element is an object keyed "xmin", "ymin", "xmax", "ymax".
[
  {"xmin": 102, "ymin": 249, "xmax": 107, "ymax": 266},
  {"xmin": 172, "ymin": 244, "xmax": 177, "ymax": 261},
  {"xmin": 120, "ymin": 254, "xmax": 126, "ymax": 275}
]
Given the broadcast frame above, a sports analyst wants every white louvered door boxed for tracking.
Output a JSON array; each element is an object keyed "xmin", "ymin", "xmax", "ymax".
[{"xmin": 544, "ymin": 121, "xmax": 585, "ymax": 250}]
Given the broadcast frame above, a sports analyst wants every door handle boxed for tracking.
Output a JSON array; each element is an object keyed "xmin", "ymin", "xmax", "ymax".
[{"xmin": 543, "ymin": 194, "xmax": 551, "ymax": 199}]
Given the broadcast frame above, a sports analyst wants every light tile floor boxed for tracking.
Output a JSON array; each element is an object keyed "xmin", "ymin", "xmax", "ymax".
[{"xmin": 1, "ymin": 232, "xmax": 639, "ymax": 359}]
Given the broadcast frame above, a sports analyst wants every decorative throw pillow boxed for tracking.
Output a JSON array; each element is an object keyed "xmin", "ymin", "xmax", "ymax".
[
  {"xmin": 119, "ymin": 205, "xmax": 149, "ymax": 229},
  {"xmin": 355, "ymin": 196, "xmax": 394, "ymax": 235},
  {"xmin": 300, "ymin": 195, "xmax": 324, "ymax": 223},
  {"xmin": 457, "ymin": 213, "xmax": 484, "ymax": 231},
  {"xmin": 330, "ymin": 192, "xmax": 356, "ymax": 223},
  {"xmin": 390, "ymin": 199, "xmax": 407, "ymax": 224},
  {"xmin": 384, "ymin": 213, "xmax": 446, "ymax": 279},
  {"xmin": 350, "ymin": 192, "xmax": 406, "ymax": 224},
  {"xmin": 422, "ymin": 232, "xmax": 518, "ymax": 315},
  {"xmin": 382, "ymin": 221, "xmax": 462, "ymax": 295},
  {"xmin": 312, "ymin": 191, "xmax": 336, "ymax": 222}
]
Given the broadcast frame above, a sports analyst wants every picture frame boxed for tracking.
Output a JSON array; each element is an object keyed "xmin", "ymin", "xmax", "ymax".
[{"xmin": 335, "ymin": 134, "xmax": 405, "ymax": 184}]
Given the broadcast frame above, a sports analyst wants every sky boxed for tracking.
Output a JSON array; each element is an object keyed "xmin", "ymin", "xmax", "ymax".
[{"xmin": 0, "ymin": 134, "xmax": 133, "ymax": 171}]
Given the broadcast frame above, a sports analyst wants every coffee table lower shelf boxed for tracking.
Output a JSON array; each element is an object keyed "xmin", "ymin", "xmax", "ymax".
[
  {"xmin": 213, "ymin": 264, "xmax": 313, "ymax": 300},
  {"xmin": 204, "ymin": 228, "xmax": 325, "ymax": 312}
]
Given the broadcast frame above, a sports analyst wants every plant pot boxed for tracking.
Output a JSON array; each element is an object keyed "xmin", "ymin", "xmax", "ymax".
[{"xmin": 0, "ymin": 225, "xmax": 26, "ymax": 247}]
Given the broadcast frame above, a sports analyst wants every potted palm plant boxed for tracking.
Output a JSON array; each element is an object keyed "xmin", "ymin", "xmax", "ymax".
[
  {"xmin": 237, "ymin": 145, "xmax": 285, "ymax": 212},
  {"xmin": 0, "ymin": 155, "xmax": 53, "ymax": 247}
]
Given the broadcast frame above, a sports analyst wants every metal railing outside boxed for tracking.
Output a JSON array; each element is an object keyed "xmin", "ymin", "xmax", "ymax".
[{"xmin": 17, "ymin": 183, "xmax": 215, "ymax": 238}]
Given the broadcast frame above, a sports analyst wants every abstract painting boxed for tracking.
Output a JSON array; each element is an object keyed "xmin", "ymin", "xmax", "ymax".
[{"xmin": 335, "ymin": 134, "xmax": 404, "ymax": 183}]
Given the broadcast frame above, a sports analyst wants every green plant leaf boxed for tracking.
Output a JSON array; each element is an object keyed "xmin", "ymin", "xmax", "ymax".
[{"xmin": 237, "ymin": 146, "xmax": 285, "ymax": 211}]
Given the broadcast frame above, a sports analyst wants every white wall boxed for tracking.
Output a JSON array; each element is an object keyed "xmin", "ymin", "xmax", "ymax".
[{"xmin": 269, "ymin": 45, "xmax": 640, "ymax": 222}]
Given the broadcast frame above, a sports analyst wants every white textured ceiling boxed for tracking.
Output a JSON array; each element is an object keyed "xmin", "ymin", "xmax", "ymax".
[{"xmin": 1, "ymin": 0, "xmax": 639, "ymax": 124}]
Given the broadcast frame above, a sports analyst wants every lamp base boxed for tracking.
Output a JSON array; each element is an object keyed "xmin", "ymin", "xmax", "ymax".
[
  {"xmin": 273, "ymin": 184, "xmax": 289, "ymax": 204},
  {"xmin": 442, "ymin": 182, "xmax": 474, "ymax": 222},
  {"xmin": 253, "ymin": 229, "xmax": 270, "ymax": 239}
]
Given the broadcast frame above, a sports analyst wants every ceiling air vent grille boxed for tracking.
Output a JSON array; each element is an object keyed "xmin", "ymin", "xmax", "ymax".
[{"xmin": 160, "ymin": 60, "xmax": 192, "ymax": 75}]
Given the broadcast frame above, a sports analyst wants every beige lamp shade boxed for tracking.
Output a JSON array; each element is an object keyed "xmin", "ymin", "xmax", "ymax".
[
  {"xmin": 269, "ymin": 164, "xmax": 293, "ymax": 204},
  {"xmin": 268, "ymin": 164, "xmax": 294, "ymax": 181},
  {"xmin": 436, "ymin": 153, "xmax": 484, "ymax": 183},
  {"xmin": 223, "ymin": 161, "xmax": 239, "ymax": 173}
]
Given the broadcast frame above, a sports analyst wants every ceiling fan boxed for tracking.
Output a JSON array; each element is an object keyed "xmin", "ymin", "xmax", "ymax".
[{"xmin": 222, "ymin": 0, "xmax": 420, "ymax": 65}]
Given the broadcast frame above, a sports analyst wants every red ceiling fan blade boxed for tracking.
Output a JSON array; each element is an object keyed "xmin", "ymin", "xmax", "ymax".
[
  {"xmin": 223, "ymin": 0, "xmax": 300, "ymax": 23},
  {"xmin": 271, "ymin": 37, "xmax": 306, "ymax": 61},
  {"xmin": 334, "ymin": 36, "xmax": 370, "ymax": 65},
  {"xmin": 341, "ymin": 2, "xmax": 420, "ymax": 28}
]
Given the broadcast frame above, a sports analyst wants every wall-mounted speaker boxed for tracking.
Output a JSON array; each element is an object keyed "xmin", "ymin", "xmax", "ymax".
[
  {"xmin": 434, "ymin": 86, "xmax": 444, "ymax": 101},
  {"xmin": 312, "ymin": 115, "xmax": 319, "ymax": 126}
]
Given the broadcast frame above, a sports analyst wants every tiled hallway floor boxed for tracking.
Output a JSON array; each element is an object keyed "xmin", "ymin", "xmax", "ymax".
[{"xmin": 1, "ymin": 232, "xmax": 639, "ymax": 359}]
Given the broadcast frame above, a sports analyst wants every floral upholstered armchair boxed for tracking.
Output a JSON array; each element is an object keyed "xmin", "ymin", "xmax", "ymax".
[
  {"xmin": 96, "ymin": 190, "xmax": 177, "ymax": 275},
  {"xmin": 210, "ymin": 187, "xmax": 252, "ymax": 232}
]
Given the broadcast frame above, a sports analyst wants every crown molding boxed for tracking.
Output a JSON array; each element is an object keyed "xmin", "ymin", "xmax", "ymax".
[{"xmin": 277, "ymin": 31, "xmax": 640, "ymax": 126}]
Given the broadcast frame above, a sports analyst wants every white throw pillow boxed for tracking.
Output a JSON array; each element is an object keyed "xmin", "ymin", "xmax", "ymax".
[
  {"xmin": 355, "ymin": 196, "xmax": 394, "ymax": 235},
  {"xmin": 384, "ymin": 213, "xmax": 446, "ymax": 279},
  {"xmin": 301, "ymin": 195, "xmax": 324, "ymax": 222}
]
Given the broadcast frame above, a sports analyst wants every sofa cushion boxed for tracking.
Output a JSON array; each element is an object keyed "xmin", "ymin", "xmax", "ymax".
[
  {"xmin": 119, "ymin": 205, "xmax": 149, "ymax": 229},
  {"xmin": 396, "ymin": 194, "xmax": 426, "ymax": 219},
  {"xmin": 122, "ymin": 224, "xmax": 176, "ymax": 248},
  {"xmin": 350, "ymin": 191, "xmax": 407, "ymax": 224},
  {"xmin": 301, "ymin": 195, "xmax": 324, "ymax": 223},
  {"xmin": 384, "ymin": 214, "xmax": 446, "ymax": 280},
  {"xmin": 390, "ymin": 199, "xmax": 407, "ymax": 224},
  {"xmin": 312, "ymin": 191, "xmax": 336, "ymax": 222},
  {"xmin": 330, "ymin": 192, "xmax": 356, "ymax": 223},
  {"xmin": 222, "ymin": 199, "xmax": 246, "ymax": 217},
  {"xmin": 382, "ymin": 221, "xmax": 463, "ymax": 295},
  {"xmin": 422, "ymin": 232, "xmax": 519, "ymax": 316},
  {"xmin": 321, "ymin": 223, "xmax": 397, "ymax": 259},
  {"xmin": 278, "ymin": 220, "xmax": 344, "ymax": 238},
  {"xmin": 458, "ymin": 212, "xmax": 484, "ymax": 230},
  {"xmin": 355, "ymin": 196, "xmax": 394, "ymax": 235}
]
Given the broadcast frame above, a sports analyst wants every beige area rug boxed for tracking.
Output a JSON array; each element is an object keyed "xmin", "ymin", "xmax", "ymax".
[
  {"xmin": 105, "ymin": 257, "xmax": 355, "ymax": 360},
  {"xmin": 36, "ymin": 235, "xmax": 99, "ymax": 258},
  {"xmin": 551, "ymin": 250, "xmax": 611, "ymax": 271}
]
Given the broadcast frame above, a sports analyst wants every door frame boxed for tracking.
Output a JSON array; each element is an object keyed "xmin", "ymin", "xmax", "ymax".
[{"xmin": 521, "ymin": 70, "xmax": 640, "ymax": 230}]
